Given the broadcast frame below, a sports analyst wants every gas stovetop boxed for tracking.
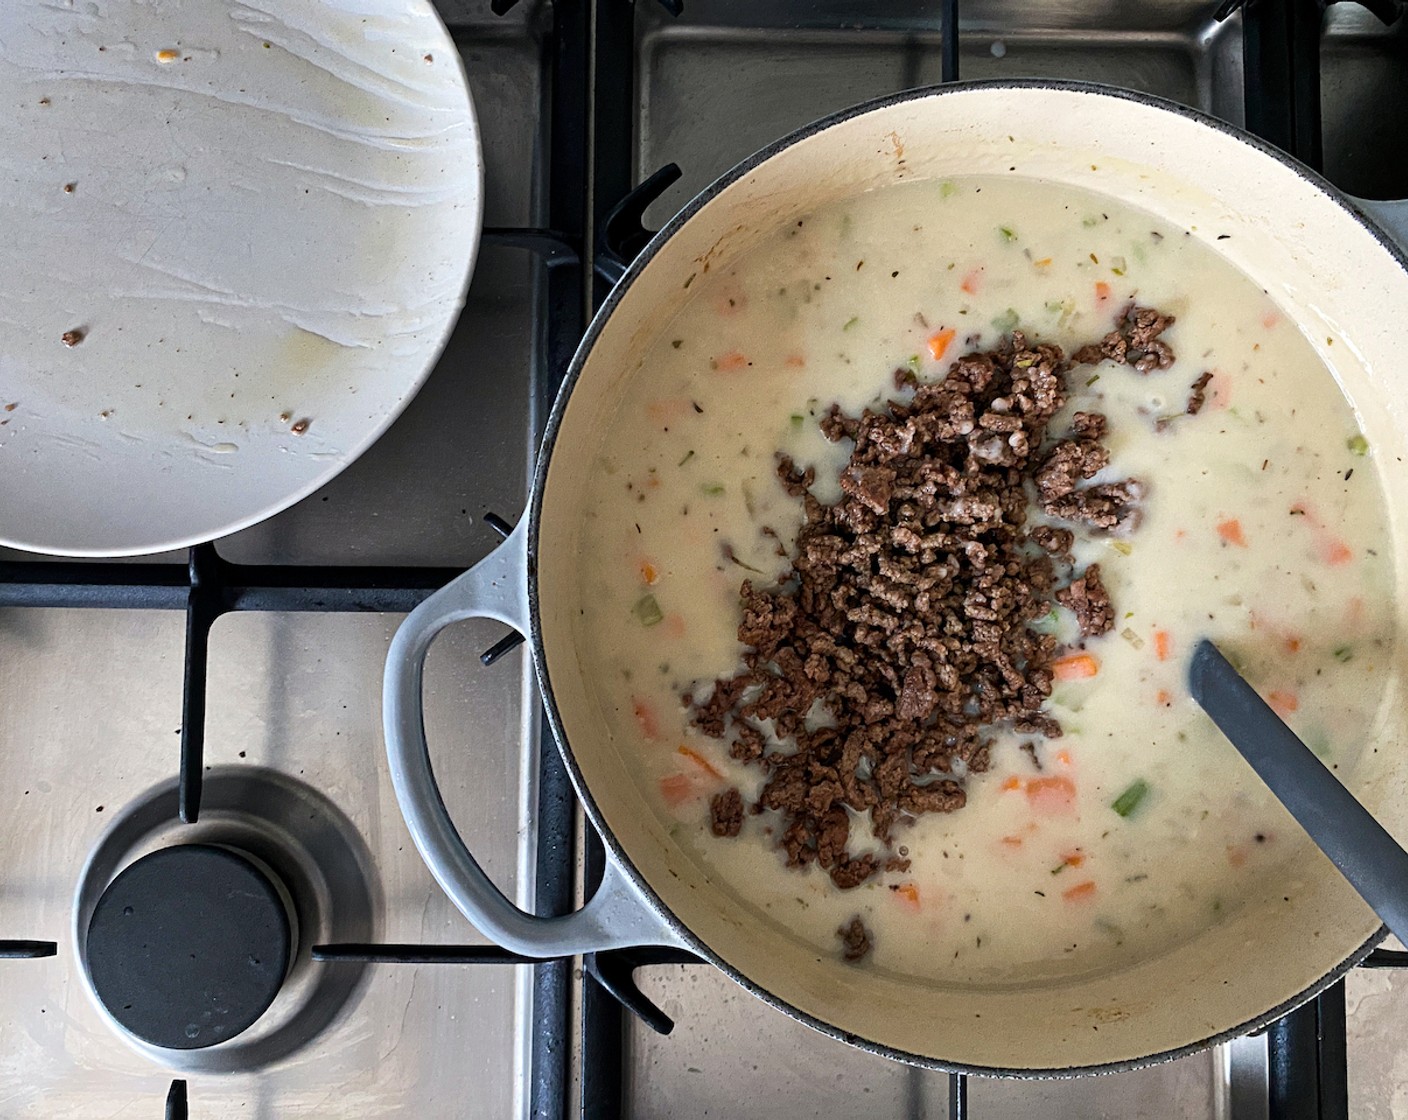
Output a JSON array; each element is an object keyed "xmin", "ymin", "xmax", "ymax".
[{"xmin": 2, "ymin": 1, "xmax": 1407, "ymax": 1117}]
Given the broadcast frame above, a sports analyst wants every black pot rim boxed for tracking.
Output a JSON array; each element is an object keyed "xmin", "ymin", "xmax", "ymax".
[{"xmin": 523, "ymin": 76, "xmax": 1400, "ymax": 1078}]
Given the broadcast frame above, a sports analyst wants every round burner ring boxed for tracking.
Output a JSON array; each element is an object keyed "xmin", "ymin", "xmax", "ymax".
[
  {"xmin": 86, "ymin": 844, "xmax": 293, "ymax": 1050},
  {"xmin": 74, "ymin": 767, "xmax": 378, "ymax": 1073}
]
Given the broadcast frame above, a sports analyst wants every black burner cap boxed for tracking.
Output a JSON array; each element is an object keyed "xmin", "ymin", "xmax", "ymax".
[{"xmin": 86, "ymin": 844, "xmax": 292, "ymax": 1050}]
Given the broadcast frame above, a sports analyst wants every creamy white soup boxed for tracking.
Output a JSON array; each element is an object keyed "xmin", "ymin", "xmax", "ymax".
[{"xmin": 575, "ymin": 175, "xmax": 1396, "ymax": 985}]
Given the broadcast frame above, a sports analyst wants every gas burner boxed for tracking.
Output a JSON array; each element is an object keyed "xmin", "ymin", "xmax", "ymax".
[
  {"xmin": 73, "ymin": 767, "xmax": 379, "ymax": 1073},
  {"xmin": 86, "ymin": 844, "xmax": 293, "ymax": 1050}
]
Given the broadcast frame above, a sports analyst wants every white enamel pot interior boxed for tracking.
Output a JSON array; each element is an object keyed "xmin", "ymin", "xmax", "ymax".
[
  {"xmin": 0, "ymin": 1, "xmax": 481, "ymax": 556},
  {"xmin": 532, "ymin": 81, "xmax": 1408, "ymax": 1074}
]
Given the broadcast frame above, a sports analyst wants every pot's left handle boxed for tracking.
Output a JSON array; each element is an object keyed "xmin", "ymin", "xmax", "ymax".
[{"xmin": 384, "ymin": 517, "xmax": 686, "ymax": 957}]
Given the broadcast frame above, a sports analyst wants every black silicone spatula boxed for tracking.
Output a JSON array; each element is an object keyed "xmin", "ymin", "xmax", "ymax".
[{"xmin": 1188, "ymin": 638, "xmax": 1408, "ymax": 945}]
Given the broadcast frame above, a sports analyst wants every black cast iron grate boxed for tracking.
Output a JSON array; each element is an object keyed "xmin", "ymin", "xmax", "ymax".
[{"xmin": 0, "ymin": 1, "xmax": 1405, "ymax": 1117}]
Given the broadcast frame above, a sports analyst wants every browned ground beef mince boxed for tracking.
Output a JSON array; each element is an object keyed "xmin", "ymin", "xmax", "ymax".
[
  {"xmin": 685, "ymin": 313, "xmax": 1171, "ymax": 894},
  {"xmin": 1056, "ymin": 563, "xmax": 1115, "ymax": 637},
  {"xmin": 837, "ymin": 916, "xmax": 873, "ymax": 962},
  {"xmin": 709, "ymin": 788, "xmax": 745, "ymax": 837},
  {"xmin": 1073, "ymin": 302, "xmax": 1176, "ymax": 373},
  {"xmin": 1186, "ymin": 370, "xmax": 1214, "ymax": 415},
  {"xmin": 1030, "ymin": 524, "xmax": 1074, "ymax": 558}
]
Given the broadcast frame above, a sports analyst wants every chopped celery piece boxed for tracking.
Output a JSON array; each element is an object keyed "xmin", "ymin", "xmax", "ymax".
[
  {"xmin": 1112, "ymin": 779, "xmax": 1150, "ymax": 818},
  {"xmin": 632, "ymin": 594, "xmax": 663, "ymax": 627}
]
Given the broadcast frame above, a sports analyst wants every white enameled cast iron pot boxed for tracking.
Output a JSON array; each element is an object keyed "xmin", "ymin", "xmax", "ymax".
[{"xmin": 384, "ymin": 81, "xmax": 1408, "ymax": 1075}]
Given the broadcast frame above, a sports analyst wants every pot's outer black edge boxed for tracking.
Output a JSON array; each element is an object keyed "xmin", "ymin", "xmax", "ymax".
[{"xmin": 524, "ymin": 77, "xmax": 1403, "ymax": 1078}]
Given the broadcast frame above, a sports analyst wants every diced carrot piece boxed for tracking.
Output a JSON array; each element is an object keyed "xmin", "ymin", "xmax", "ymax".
[
  {"xmin": 1347, "ymin": 597, "xmax": 1365, "ymax": 628},
  {"xmin": 1156, "ymin": 689, "xmax": 1172, "ymax": 707},
  {"xmin": 1001, "ymin": 775, "xmax": 1022, "ymax": 792},
  {"xmin": 658, "ymin": 773, "xmax": 694, "ymax": 807},
  {"xmin": 1055, "ymin": 749, "xmax": 1072, "ymax": 768},
  {"xmin": 1000, "ymin": 834, "xmax": 1024, "ymax": 848},
  {"xmin": 633, "ymin": 697, "xmax": 662, "ymax": 741},
  {"xmin": 1061, "ymin": 850, "xmax": 1085, "ymax": 869},
  {"xmin": 1094, "ymin": 281, "xmax": 1112, "ymax": 304},
  {"xmin": 1216, "ymin": 519, "xmax": 1247, "ymax": 548},
  {"xmin": 893, "ymin": 882, "xmax": 922, "ymax": 912},
  {"xmin": 1063, "ymin": 880, "xmax": 1097, "ymax": 903},
  {"xmin": 1267, "ymin": 690, "xmax": 1299, "ymax": 719},
  {"xmin": 1226, "ymin": 845, "xmax": 1248, "ymax": 869},
  {"xmin": 784, "ymin": 353, "xmax": 806, "ymax": 368},
  {"xmin": 1053, "ymin": 653, "xmax": 1099, "ymax": 681},
  {"xmin": 960, "ymin": 267, "xmax": 983, "ymax": 295},
  {"xmin": 677, "ymin": 745, "xmax": 723, "ymax": 781},
  {"xmin": 1153, "ymin": 630, "xmax": 1172, "ymax": 662},
  {"xmin": 1034, "ymin": 257, "xmax": 1053, "ymax": 268},
  {"xmin": 639, "ymin": 559, "xmax": 659, "ymax": 585},
  {"xmin": 663, "ymin": 613, "xmax": 686, "ymax": 639},
  {"xmin": 1253, "ymin": 616, "xmax": 1305, "ymax": 656},
  {"xmin": 1323, "ymin": 537, "xmax": 1353, "ymax": 566},
  {"xmin": 1026, "ymin": 775, "xmax": 1077, "ymax": 813},
  {"xmin": 927, "ymin": 328, "xmax": 957, "ymax": 362},
  {"xmin": 712, "ymin": 350, "xmax": 748, "ymax": 372},
  {"xmin": 1262, "ymin": 310, "xmax": 1282, "ymax": 329},
  {"xmin": 1293, "ymin": 502, "xmax": 1351, "ymax": 575},
  {"xmin": 645, "ymin": 398, "xmax": 688, "ymax": 425}
]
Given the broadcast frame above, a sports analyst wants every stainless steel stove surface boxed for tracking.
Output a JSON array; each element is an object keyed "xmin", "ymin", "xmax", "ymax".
[
  {"xmin": 0, "ymin": 3, "xmax": 547, "ymax": 1114},
  {"xmin": 2, "ymin": 1, "xmax": 1408, "ymax": 1118}
]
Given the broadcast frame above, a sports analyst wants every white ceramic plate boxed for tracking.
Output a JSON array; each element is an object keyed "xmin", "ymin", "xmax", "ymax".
[{"xmin": 0, "ymin": 0, "xmax": 482, "ymax": 556}]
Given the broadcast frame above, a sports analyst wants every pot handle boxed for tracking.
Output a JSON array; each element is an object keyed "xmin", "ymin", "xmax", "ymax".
[
  {"xmin": 1352, "ymin": 196, "xmax": 1408, "ymax": 255},
  {"xmin": 383, "ymin": 517, "xmax": 687, "ymax": 957}
]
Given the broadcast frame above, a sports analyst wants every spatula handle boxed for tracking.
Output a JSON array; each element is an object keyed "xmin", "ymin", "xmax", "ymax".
[{"xmin": 1189, "ymin": 639, "xmax": 1408, "ymax": 946}]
